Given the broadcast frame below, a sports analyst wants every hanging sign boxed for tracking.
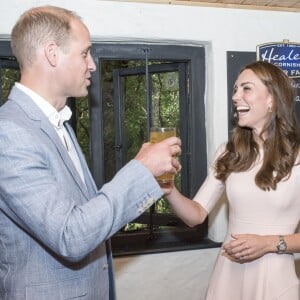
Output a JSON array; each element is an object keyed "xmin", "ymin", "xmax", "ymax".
[{"xmin": 256, "ymin": 40, "xmax": 300, "ymax": 78}]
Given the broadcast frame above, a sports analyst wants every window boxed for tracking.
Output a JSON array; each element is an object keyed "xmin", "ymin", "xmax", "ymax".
[
  {"xmin": 0, "ymin": 41, "xmax": 221, "ymax": 256},
  {"xmin": 88, "ymin": 43, "xmax": 220, "ymax": 255}
]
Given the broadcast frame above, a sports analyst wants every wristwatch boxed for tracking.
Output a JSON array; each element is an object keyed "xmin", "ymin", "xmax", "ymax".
[{"xmin": 277, "ymin": 235, "xmax": 287, "ymax": 254}]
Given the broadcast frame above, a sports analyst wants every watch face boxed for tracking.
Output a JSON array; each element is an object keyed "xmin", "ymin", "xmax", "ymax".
[
  {"xmin": 277, "ymin": 237, "xmax": 287, "ymax": 253},
  {"xmin": 278, "ymin": 242, "xmax": 286, "ymax": 251}
]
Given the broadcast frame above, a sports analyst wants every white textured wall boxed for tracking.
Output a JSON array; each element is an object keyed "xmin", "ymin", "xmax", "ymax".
[
  {"xmin": 114, "ymin": 248, "xmax": 220, "ymax": 300},
  {"xmin": 1, "ymin": 1, "xmax": 300, "ymax": 299}
]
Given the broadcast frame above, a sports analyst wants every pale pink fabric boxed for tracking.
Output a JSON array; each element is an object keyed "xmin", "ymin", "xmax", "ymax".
[{"xmin": 194, "ymin": 145, "xmax": 300, "ymax": 300}]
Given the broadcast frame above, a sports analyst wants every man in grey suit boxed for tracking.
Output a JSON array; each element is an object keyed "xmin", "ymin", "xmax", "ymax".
[{"xmin": 0, "ymin": 5, "xmax": 181, "ymax": 300}]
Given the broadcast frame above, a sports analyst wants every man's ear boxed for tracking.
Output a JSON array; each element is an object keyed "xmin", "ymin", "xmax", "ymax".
[{"xmin": 44, "ymin": 41, "xmax": 58, "ymax": 67}]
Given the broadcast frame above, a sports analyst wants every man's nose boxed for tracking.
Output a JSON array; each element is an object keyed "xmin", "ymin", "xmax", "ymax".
[{"xmin": 88, "ymin": 54, "xmax": 96, "ymax": 72}]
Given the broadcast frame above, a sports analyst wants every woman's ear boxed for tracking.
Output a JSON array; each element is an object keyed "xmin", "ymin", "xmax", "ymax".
[
  {"xmin": 44, "ymin": 41, "xmax": 58, "ymax": 67},
  {"xmin": 267, "ymin": 95, "xmax": 273, "ymax": 113}
]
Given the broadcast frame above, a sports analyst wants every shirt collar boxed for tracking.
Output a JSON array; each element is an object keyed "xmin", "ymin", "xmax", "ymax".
[
  {"xmin": 15, "ymin": 82, "xmax": 72, "ymax": 129},
  {"xmin": 48, "ymin": 105, "xmax": 72, "ymax": 129}
]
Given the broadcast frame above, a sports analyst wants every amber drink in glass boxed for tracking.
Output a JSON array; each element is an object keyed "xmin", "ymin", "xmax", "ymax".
[{"xmin": 150, "ymin": 127, "xmax": 176, "ymax": 188}]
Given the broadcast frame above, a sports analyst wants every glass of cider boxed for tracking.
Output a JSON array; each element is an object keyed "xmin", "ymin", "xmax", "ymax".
[{"xmin": 149, "ymin": 127, "xmax": 176, "ymax": 188}]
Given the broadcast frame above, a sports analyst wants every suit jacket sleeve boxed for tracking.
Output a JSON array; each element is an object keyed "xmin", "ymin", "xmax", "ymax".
[{"xmin": 0, "ymin": 117, "xmax": 162, "ymax": 262}]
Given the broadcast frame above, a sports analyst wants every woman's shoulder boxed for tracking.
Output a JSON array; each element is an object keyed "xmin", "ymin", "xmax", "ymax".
[
  {"xmin": 215, "ymin": 142, "xmax": 227, "ymax": 157},
  {"xmin": 211, "ymin": 142, "xmax": 228, "ymax": 164}
]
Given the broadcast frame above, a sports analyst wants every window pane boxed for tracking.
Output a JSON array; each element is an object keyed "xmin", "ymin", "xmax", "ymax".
[
  {"xmin": 123, "ymin": 70, "xmax": 181, "ymax": 231},
  {"xmin": 75, "ymin": 97, "xmax": 90, "ymax": 166},
  {"xmin": 101, "ymin": 60, "xmax": 181, "ymax": 232},
  {"xmin": 151, "ymin": 71, "xmax": 180, "ymax": 129},
  {"xmin": 102, "ymin": 60, "xmax": 120, "ymax": 182},
  {"xmin": 123, "ymin": 74, "xmax": 147, "ymax": 162},
  {"xmin": 0, "ymin": 68, "xmax": 20, "ymax": 103}
]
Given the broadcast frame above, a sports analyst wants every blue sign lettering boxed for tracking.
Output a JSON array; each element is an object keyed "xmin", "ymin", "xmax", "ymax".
[{"xmin": 257, "ymin": 42, "xmax": 300, "ymax": 78}]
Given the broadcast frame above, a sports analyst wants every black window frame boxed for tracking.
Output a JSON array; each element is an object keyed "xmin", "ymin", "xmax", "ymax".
[{"xmin": 88, "ymin": 43, "xmax": 220, "ymax": 256}]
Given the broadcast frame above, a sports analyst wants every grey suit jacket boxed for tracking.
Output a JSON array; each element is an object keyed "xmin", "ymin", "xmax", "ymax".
[{"xmin": 0, "ymin": 86, "xmax": 162, "ymax": 299}]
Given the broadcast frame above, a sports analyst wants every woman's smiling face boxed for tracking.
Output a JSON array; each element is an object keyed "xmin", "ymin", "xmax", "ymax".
[{"xmin": 232, "ymin": 68, "xmax": 273, "ymax": 136}]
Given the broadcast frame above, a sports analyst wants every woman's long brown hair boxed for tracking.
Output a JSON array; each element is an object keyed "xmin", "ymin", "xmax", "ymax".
[{"xmin": 215, "ymin": 61, "xmax": 300, "ymax": 191}]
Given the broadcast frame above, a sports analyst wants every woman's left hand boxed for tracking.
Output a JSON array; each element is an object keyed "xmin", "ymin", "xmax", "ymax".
[{"xmin": 222, "ymin": 233, "xmax": 272, "ymax": 263}]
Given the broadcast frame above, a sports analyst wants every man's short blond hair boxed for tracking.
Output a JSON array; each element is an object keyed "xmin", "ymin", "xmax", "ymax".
[{"xmin": 11, "ymin": 5, "xmax": 81, "ymax": 69}]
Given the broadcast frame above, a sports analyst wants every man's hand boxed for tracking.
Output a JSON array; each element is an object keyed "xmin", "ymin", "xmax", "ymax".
[{"xmin": 135, "ymin": 136, "xmax": 182, "ymax": 178}]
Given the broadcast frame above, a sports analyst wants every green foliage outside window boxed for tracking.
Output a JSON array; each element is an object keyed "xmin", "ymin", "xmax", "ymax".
[{"xmin": 0, "ymin": 68, "xmax": 20, "ymax": 103}]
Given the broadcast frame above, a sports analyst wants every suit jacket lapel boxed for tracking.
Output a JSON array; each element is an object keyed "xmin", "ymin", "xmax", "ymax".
[
  {"xmin": 64, "ymin": 123, "xmax": 97, "ymax": 196},
  {"xmin": 8, "ymin": 87, "xmax": 90, "ymax": 199},
  {"xmin": 40, "ymin": 120, "xmax": 90, "ymax": 198}
]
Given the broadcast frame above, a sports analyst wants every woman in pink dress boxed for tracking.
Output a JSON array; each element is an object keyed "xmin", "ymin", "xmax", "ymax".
[{"xmin": 166, "ymin": 61, "xmax": 300, "ymax": 299}]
